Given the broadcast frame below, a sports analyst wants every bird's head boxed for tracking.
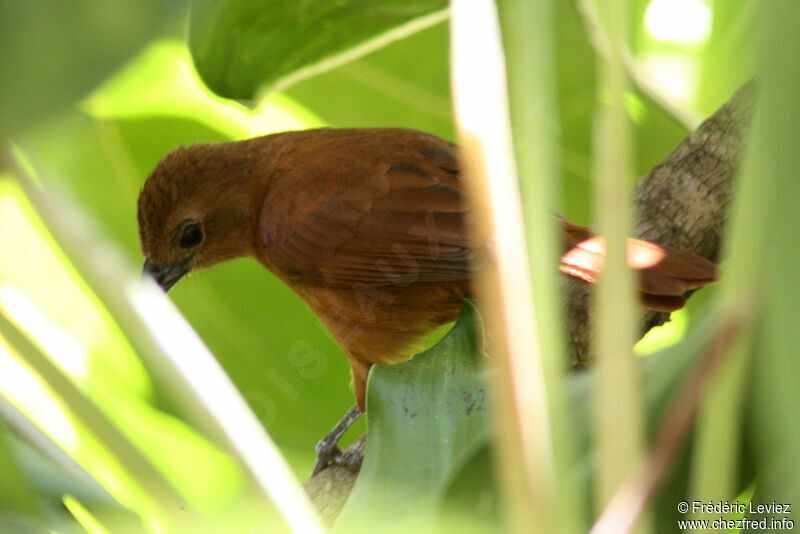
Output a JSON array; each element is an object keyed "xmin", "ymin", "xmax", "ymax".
[{"xmin": 137, "ymin": 143, "xmax": 257, "ymax": 291}]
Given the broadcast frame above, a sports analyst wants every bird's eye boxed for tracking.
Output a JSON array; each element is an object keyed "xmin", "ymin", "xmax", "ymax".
[{"xmin": 180, "ymin": 223, "xmax": 203, "ymax": 248}]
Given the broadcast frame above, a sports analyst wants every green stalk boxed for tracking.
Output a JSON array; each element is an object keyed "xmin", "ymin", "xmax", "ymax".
[
  {"xmin": 450, "ymin": 1, "xmax": 560, "ymax": 532},
  {"xmin": 497, "ymin": 0, "xmax": 581, "ymax": 532},
  {"xmin": 591, "ymin": 0, "xmax": 649, "ymax": 531},
  {"xmin": 706, "ymin": 0, "xmax": 800, "ymax": 514},
  {"xmin": 688, "ymin": 332, "xmax": 750, "ymax": 523}
]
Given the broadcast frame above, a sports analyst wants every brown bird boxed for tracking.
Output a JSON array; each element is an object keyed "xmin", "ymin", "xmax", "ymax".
[{"xmin": 137, "ymin": 127, "xmax": 717, "ymax": 472}]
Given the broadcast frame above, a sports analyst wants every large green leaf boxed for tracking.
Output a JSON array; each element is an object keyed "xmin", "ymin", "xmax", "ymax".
[
  {"xmin": 188, "ymin": 0, "xmax": 448, "ymax": 99},
  {"xmin": 334, "ymin": 302, "xmax": 489, "ymax": 532}
]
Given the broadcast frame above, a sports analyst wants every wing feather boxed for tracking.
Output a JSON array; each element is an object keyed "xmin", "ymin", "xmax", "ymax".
[
  {"xmin": 559, "ymin": 221, "xmax": 718, "ymax": 311},
  {"xmin": 260, "ymin": 137, "xmax": 471, "ymax": 287}
]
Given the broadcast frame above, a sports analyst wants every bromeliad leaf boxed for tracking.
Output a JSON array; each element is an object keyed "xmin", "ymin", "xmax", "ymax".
[{"xmin": 334, "ymin": 301, "xmax": 489, "ymax": 531}]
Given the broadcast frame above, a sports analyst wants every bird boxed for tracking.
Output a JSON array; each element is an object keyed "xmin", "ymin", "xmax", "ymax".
[{"xmin": 137, "ymin": 127, "xmax": 718, "ymax": 473}]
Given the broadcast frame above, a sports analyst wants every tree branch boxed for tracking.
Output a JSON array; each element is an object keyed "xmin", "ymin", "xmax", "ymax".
[
  {"xmin": 566, "ymin": 80, "xmax": 757, "ymax": 365},
  {"xmin": 302, "ymin": 435, "xmax": 364, "ymax": 526}
]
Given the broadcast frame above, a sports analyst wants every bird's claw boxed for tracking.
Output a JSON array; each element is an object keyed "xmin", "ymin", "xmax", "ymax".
[
  {"xmin": 311, "ymin": 444, "xmax": 344, "ymax": 476},
  {"xmin": 310, "ymin": 405, "xmax": 362, "ymax": 476}
]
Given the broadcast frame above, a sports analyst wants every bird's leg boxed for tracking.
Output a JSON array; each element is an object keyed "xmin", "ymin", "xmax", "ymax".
[{"xmin": 310, "ymin": 405, "xmax": 363, "ymax": 476}]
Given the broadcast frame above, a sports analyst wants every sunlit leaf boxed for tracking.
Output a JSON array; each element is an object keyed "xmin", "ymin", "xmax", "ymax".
[{"xmin": 84, "ymin": 40, "xmax": 325, "ymax": 140}]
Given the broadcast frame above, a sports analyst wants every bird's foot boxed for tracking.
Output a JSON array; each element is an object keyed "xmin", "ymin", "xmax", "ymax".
[{"xmin": 311, "ymin": 405, "xmax": 362, "ymax": 476}]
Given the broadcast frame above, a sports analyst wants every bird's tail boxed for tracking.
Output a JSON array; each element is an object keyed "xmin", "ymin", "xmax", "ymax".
[{"xmin": 558, "ymin": 221, "xmax": 718, "ymax": 312}]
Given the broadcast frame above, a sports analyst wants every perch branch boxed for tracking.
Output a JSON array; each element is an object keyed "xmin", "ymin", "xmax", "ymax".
[
  {"xmin": 302, "ymin": 435, "xmax": 365, "ymax": 526},
  {"xmin": 566, "ymin": 80, "xmax": 756, "ymax": 365}
]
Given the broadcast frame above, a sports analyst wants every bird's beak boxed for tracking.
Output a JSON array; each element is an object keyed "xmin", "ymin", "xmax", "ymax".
[{"xmin": 142, "ymin": 257, "xmax": 188, "ymax": 292}]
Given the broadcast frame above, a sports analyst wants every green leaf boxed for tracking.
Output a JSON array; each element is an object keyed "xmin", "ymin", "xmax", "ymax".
[
  {"xmin": 333, "ymin": 302, "xmax": 488, "ymax": 532},
  {"xmin": 284, "ymin": 22, "xmax": 454, "ymax": 139},
  {"xmin": 188, "ymin": 0, "xmax": 448, "ymax": 99},
  {"xmin": 697, "ymin": 0, "xmax": 759, "ymax": 114},
  {"xmin": 0, "ymin": 423, "xmax": 39, "ymax": 516},
  {"xmin": 0, "ymin": 306, "xmax": 185, "ymax": 519},
  {"xmin": 554, "ymin": 0, "xmax": 689, "ymax": 223},
  {"xmin": 327, "ymin": 300, "xmax": 723, "ymax": 533},
  {"xmin": 0, "ymin": 1, "xmax": 186, "ymax": 138},
  {"xmin": 732, "ymin": 0, "xmax": 800, "ymax": 519}
]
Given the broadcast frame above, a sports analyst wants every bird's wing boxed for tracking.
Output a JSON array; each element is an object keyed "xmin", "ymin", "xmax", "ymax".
[{"xmin": 260, "ymin": 139, "xmax": 472, "ymax": 288}]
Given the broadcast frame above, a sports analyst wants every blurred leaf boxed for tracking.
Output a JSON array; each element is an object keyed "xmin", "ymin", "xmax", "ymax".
[
  {"xmin": 697, "ymin": 0, "xmax": 758, "ymax": 114},
  {"xmin": 0, "ymin": 423, "xmax": 39, "ymax": 516},
  {"xmin": 84, "ymin": 40, "xmax": 326, "ymax": 140},
  {"xmin": 0, "ymin": 305, "xmax": 183, "ymax": 529},
  {"xmin": 557, "ymin": 0, "xmax": 689, "ymax": 222},
  {"xmin": 0, "ymin": 422, "xmax": 141, "ymax": 533},
  {"xmin": 731, "ymin": 0, "xmax": 800, "ymax": 521},
  {"xmin": 285, "ymin": 22, "xmax": 454, "ymax": 138},
  {"xmin": 0, "ymin": 177, "xmax": 151, "ymax": 398},
  {"xmin": 0, "ymin": 178, "xmax": 245, "ymax": 514},
  {"xmin": 334, "ymin": 302, "xmax": 488, "ymax": 532},
  {"xmin": 0, "ymin": 1, "xmax": 186, "ymax": 138},
  {"xmin": 62, "ymin": 495, "xmax": 110, "ymax": 534},
  {"xmin": 188, "ymin": 0, "xmax": 448, "ymax": 99},
  {"xmin": 1, "ymin": 413, "xmax": 120, "ymax": 509},
  {"xmin": 498, "ymin": 0, "xmax": 583, "ymax": 529},
  {"xmin": 6, "ymin": 160, "xmax": 325, "ymax": 532}
]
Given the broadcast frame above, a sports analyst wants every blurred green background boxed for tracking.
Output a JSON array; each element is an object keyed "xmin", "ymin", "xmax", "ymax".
[{"xmin": 0, "ymin": 0, "xmax": 759, "ymax": 532}]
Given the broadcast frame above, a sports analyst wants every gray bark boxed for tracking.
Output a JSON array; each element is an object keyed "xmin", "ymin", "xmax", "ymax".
[{"xmin": 566, "ymin": 81, "xmax": 756, "ymax": 365}]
